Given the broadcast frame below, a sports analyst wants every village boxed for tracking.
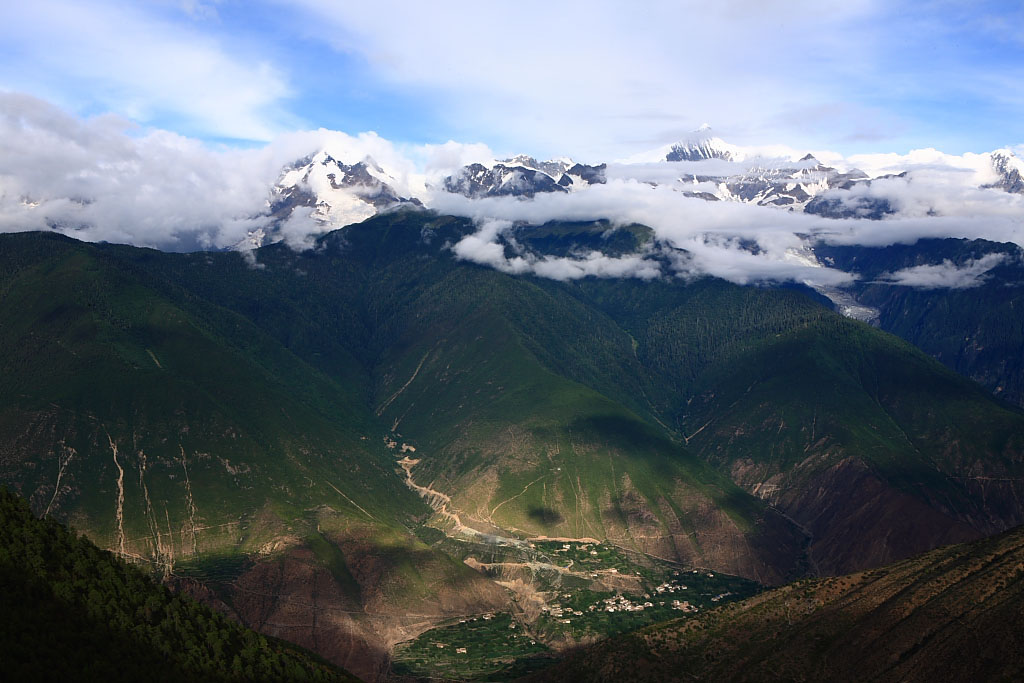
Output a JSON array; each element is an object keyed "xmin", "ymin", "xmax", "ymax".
[
  {"xmin": 391, "ymin": 523, "xmax": 760, "ymax": 679},
  {"xmin": 541, "ymin": 582, "xmax": 700, "ymax": 619}
]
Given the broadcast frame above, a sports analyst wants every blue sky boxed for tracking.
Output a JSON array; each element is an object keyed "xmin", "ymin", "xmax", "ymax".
[{"xmin": 1, "ymin": 0, "xmax": 1023, "ymax": 159}]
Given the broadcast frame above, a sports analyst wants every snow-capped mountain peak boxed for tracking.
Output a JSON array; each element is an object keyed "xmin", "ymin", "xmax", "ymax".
[
  {"xmin": 988, "ymin": 149, "xmax": 1024, "ymax": 194},
  {"xmin": 235, "ymin": 149, "xmax": 416, "ymax": 250},
  {"xmin": 665, "ymin": 126, "xmax": 742, "ymax": 162},
  {"xmin": 273, "ymin": 152, "xmax": 405, "ymax": 226},
  {"xmin": 442, "ymin": 157, "xmax": 606, "ymax": 198},
  {"xmin": 499, "ymin": 155, "xmax": 574, "ymax": 179},
  {"xmin": 237, "ymin": 135, "xmax": 1024, "ymax": 256}
]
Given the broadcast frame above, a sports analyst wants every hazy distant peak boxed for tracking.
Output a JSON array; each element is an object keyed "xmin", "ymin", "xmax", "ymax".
[
  {"xmin": 987, "ymin": 149, "xmax": 1024, "ymax": 194},
  {"xmin": 665, "ymin": 126, "xmax": 741, "ymax": 162}
]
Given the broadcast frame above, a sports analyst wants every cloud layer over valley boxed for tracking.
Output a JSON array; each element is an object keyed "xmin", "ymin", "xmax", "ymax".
[
  {"xmin": 1, "ymin": 93, "xmax": 1023, "ymax": 290},
  {"xmin": 877, "ymin": 254, "xmax": 1011, "ymax": 289}
]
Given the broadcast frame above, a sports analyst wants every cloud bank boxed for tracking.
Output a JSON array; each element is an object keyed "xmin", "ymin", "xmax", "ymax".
[
  {"xmin": 450, "ymin": 218, "xmax": 663, "ymax": 281},
  {"xmin": 430, "ymin": 173, "xmax": 1024, "ymax": 286},
  {"xmin": 0, "ymin": 94, "xmax": 432, "ymax": 250},
  {"xmin": 1, "ymin": 93, "xmax": 1023, "ymax": 290},
  {"xmin": 877, "ymin": 254, "xmax": 1010, "ymax": 289}
]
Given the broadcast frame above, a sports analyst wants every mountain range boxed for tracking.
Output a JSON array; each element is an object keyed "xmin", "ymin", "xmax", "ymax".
[
  {"xmin": 240, "ymin": 126, "xmax": 1024, "ymax": 248},
  {"xmin": 2, "ymin": 198, "xmax": 1024, "ymax": 679},
  {"xmin": 239, "ymin": 128, "xmax": 1024, "ymax": 420},
  {"xmin": 4, "ymin": 116, "xmax": 1024, "ymax": 682},
  {"xmin": 441, "ymin": 128, "xmax": 1024, "ymax": 215}
]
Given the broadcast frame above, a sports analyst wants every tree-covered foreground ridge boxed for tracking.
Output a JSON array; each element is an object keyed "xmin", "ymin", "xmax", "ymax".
[{"xmin": 0, "ymin": 487, "xmax": 358, "ymax": 682}]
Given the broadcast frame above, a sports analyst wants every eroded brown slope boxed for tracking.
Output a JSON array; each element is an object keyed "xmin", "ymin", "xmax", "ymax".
[
  {"xmin": 176, "ymin": 515, "xmax": 508, "ymax": 682},
  {"xmin": 533, "ymin": 524, "xmax": 1024, "ymax": 682}
]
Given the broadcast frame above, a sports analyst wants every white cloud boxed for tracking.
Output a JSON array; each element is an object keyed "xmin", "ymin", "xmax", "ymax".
[
  {"xmin": 0, "ymin": 93, "xmax": 279, "ymax": 249},
  {"xmin": 450, "ymin": 218, "xmax": 663, "ymax": 281},
  {"xmin": 845, "ymin": 148, "xmax": 997, "ymax": 179},
  {"xmin": 0, "ymin": 0, "xmax": 293, "ymax": 140},
  {"xmin": 807, "ymin": 156, "xmax": 1024, "ymax": 249},
  {"xmin": 276, "ymin": 0, "xmax": 888, "ymax": 158},
  {"xmin": 429, "ymin": 145, "xmax": 1024, "ymax": 286},
  {"xmin": 2, "ymin": 93, "xmax": 1023, "ymax": 290},
  {"xmin": 433, "ymin": 181, "xmax": 862, "ymax": 286},
  {"xmin": 413, "ymin": 141, "xmax": 497, "ymax": 175},
  {"xmin": 0, "ymin": 96, "xmax": 434, "ymax": 250},
  {"xmin": 877, "ymin": 254, "xmax": 1009, "ymax": 289},
  {"xmin": 4, "ymin": 0, "xmax": 1023, "ymax": 161}
]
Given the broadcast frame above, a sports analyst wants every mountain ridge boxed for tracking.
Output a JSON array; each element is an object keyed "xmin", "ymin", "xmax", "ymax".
[
  {"xmin": 3, "ymin": 213, "xmax": 1024, "ymax": 679},
  {"xmin": 207, "ymin": 128, "xmax": 1024, "ymax": 256}
]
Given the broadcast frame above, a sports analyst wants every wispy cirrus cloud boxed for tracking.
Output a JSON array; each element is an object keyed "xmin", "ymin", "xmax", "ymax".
[
  {"xmin": 269, "ymin": 0, "xmax": 1024, "ymax": 158},
  {"xmin": 2, "ymin": 1, "xmax": 1023, "ymax": 159},
  {"xmin": 0, "ymin": 0, "xmax": 294, "ymax": 141},
  {"xmin": 275, "ymin": 0, "xmax": 887, "ymax": 158}
]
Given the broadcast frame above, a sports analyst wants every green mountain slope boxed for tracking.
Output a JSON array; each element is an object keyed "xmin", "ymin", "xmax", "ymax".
[
  {"xmin": 557, "ymin": 276, "xmax": 1024, "ymax": 574},
  {"xmin": 0, "ymin": 231, "xmax": 414, "ymax": 539},
  {"xmin": 347, "ymin": 221, "xmax": 805, "ymax": 584},
  {"xmin": 283, "ymin": 214, "xmax": 1022, "ymax": 579},
  {"xmin": 680, "ymin": 316, "xmax": 1024, "ymax": 573},
  {"xmin": 0, "ymin": 486, "xmax": 357, "ymax": 682},
  {"xmin": 60, "ymin": 214, "xmax": 807, "ymax": 583},
  {"xmin": 817, "ymin": 238, "xmax": 1024, "ymax": 407},
  {"xmin": 0, "ymin": 230, "xmax": 507, "ymax": 681},
  {"xmin": 5, "ymin": 216, "xmax": 1024, "ymax": 584},
  {"xmin": 531, "ymin": 522, "xmax": 1024, "ymax": 683},
  {"xmin": 2, "ymin": 213, "xmax": 1024, "ymax": 678}
]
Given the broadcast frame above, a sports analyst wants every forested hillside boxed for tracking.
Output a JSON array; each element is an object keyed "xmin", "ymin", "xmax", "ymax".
[
  {"xmin": 817, "ymin": 238, "xmax": 1024, "ymax": 407},
  {"xmin": 2, "ymin": 213, "xmax": 1024, "ymax": 679},
  {"xmin": 0, "ymin": 487, "xmax": 358, "ymax": 682}
]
